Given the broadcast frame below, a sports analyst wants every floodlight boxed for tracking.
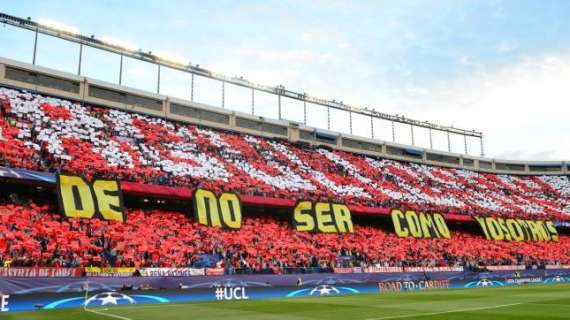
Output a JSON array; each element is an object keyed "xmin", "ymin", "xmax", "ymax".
[
  {"xmin": 155, "ymin": 51, "xmax": 189, "ymax": 66},
  {"xmin": 101, "ymin": 37, "xmax": 139, "ymax": 52},
  {"xmin": 37, "ymin": 18, "xmax": 79, "ymax": 34}
]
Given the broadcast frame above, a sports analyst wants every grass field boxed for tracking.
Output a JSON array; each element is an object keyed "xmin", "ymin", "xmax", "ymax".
[{"xmin": 5, "ymin": 283, "xmax": 570, "ymax": 320}]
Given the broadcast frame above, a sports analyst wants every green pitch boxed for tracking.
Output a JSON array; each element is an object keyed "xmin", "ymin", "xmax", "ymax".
[{"xmin": 5, "ymin": 283, "xmax": 570, "ymax": 320}]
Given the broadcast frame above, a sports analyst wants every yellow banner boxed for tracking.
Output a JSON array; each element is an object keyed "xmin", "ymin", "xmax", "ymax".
[
  {"xmin": 390, "ymin": 209, "xmax": 451, "ymax": 239},
  {"xmin": 56, "ymin": 173, "xmax": 125, "ymax": 222},
  {"xmin": 473, "ymin": 216, "xmax": 558, "ymax": 242},
  {"xmin": 193, "ymin": 189, "xmax": 242, "ymax": 229},
  {"xmin": 84, "ymin": 267, "xmax": 136, "ymax": 273},
  {"xmin": 292, "ymin": 201, "xmax": 353, "ymax": 233}
]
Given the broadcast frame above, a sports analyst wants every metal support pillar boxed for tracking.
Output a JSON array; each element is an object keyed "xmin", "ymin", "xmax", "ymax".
[
  {"xmin": 251, "ymin": 88, "xmax": 255, "ymax": 115},
  {"xmin": 327, "ymin": 107, "xmax": 331, "ymax": 130},
  {"xmin": 77, "ymin": 43, "xmax": 83, "ymax": 75},
  {"xmin": 32, "ymin": 28, "xmax": 38, "ymax": 64},
  {"xmin": 370, "ymin": 116, "xmax": 374, "ymax": 139},
  {"xmin": 277, "ymin": 95, "xmax": 282, "ymax": 120},
  {"xmin": 157, "ymin": 65, "xmax": 161, "ymax": 94},
  {"xmin": 221, "ymin": 81, "xmax": 225, "ymax": 108},
  {"xmin": 190, "ymin": 73, "xmax": 194, "ymax": 102},
  {"xmin": 118, "ymin": 54, "xmax": 123, "ymax": 85},
  {"xmin": 303, "ymin": 101, "xmax": 307, "ymax": 125}
]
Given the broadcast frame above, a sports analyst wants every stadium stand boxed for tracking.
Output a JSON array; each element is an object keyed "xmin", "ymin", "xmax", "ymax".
[
  {"xmin": 1, "ymin": 201, "xmax": 570, "ymax": 272},
  {"xmin": 0, "ymin": 86, "xmax": 569, "ymax": 220},
  {"xmin": 0, "ymin": 85, "xmax": 569, "ymax": 274},
  {"xmin": 1, "ymin": 14, "xmax": 570, "ymax": 318}
]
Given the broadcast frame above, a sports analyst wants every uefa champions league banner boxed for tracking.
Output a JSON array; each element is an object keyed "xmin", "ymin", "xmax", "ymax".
[
  {"xmin": 0, "ymin": 166, "xmax": 56, "ymax": 183},
  {"xmin": 0, "ymin": 271, "xmax": 468, "ymax": 295},
  {"xmin": 2, "ymin": 269, "xmax": 570, "ymax": 313}
]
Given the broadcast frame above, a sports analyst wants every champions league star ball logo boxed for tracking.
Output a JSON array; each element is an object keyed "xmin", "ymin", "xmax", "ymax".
[
  {"xmin": 475, "ymin": 279, "xmax": 493, "ymax": 287},
  {"xmin": 84, "ymin": 292, "xmax": 136, "ymax": 306},
  {"xmin": 464, "ymin": 279, "xmax": 504, "ymax": 288},
  {"xmin": 309, "ymin": 285, "xmax": 340, "ymax": 296},
  {"xmin": 287, "ymin": 284, "xmax": 359, "ymax": 297},
  {"xmin": 544, "ymin": 275, "xmax": 569, "ymax": 283},
  {"xmin": 44, "ymin": 291, "xmax": 169, "ymax": 310}
]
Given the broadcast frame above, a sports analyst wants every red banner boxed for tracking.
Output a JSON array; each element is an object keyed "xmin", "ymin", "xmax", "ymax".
[
  {"xmin": 120, "ymin": 181, "xmax": 468, "ymax": 220},
  {"xmin": 121, "ymin": 181, "xmax": 192, "ymax": 200},
  {"xmin": 205, "ymin": 267, "xmax": 225, "ymax": 276},
  {"xmin": 121, "ymin": 181, "xmax": 390, "ymax": 216},
  {"xmin": 0, "ymin": 268, "xmax": 83, "ymax": 277}
]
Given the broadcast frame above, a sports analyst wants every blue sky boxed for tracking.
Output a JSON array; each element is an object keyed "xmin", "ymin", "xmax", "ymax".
[{"xmin": 1, "ymin": 0, "xmax": 569, "ymax": 160}]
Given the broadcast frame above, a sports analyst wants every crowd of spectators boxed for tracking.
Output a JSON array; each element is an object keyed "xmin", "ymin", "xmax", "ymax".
[
  {"xmin": 1, "ymin": 201, "xmax": 569, "ymax": 273},
  {"xmin": 0, "ymin": 87, "xmax": 569, "ymax": 221}
]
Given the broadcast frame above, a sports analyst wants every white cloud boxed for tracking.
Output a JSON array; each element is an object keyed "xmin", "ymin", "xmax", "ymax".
[
  {"xmin": 301, "ymin": 28, "xmax": 340, "ymax": 43},
  {"xmin": 493, "ymin": 150, "xmax": 558, "ymax": 162},
  {"xmin": 496, "ymin": 41, "xmax": 518, "ymax": 53},
  {"xmin": 235, "ymin": 47, "xmax": 318, "ymax": 65},
  {"xmin": 204, "ymin": 45, "xmax": 337, "ymax": 87},
  {"xmin": 374, "ymin": 53, "xmax": 570, "ymax": 160}
]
